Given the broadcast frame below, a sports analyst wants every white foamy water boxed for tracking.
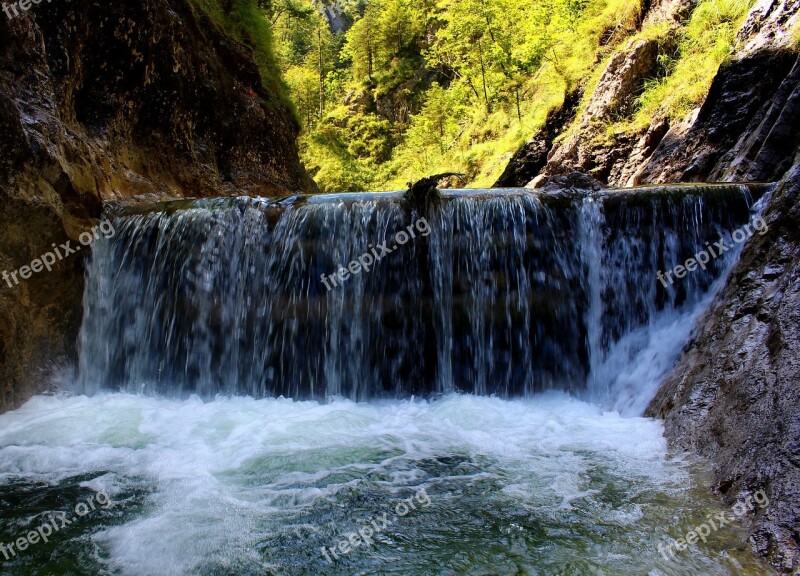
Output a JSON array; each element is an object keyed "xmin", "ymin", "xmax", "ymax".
[
  {"xmin": 0, "ymin": 188, "xmax": 773, "ymax": 575},
  {"xmin": 0, "ymin": 393, "xmax": 773, "ymax": 575}
]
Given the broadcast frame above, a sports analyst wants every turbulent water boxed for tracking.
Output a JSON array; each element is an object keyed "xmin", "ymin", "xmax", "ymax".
[
  {"xmin": 0, "ymin": 185, "xmax": 775, "ymax": 575},
  {"xmin": 78, "ymin": 186, "xmax": 755, "ymax": 408},
  {"xmin": 0, "ymin": 394, "xmax": 775, "ymax": 575}
]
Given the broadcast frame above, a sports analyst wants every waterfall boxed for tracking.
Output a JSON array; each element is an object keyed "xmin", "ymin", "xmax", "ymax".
[{"xmin": 77, "ymin": 185, "xmax": 761, "ymax": 411}]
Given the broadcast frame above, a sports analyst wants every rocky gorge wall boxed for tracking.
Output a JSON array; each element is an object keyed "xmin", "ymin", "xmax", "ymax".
[
  {"xmin": 0, "ymin": 0, "xmax": 797, "ymax": 570},
  {"xmin": 647, "ymin": 156, "xmax": 800, "ymax": 574},
  {"xmin": 497, "ymin": 0, "xmax": 800, "ymax": 188},
  {"xmin": 0, "ymin": 0, "xmax": 315, "ymax": 411}
]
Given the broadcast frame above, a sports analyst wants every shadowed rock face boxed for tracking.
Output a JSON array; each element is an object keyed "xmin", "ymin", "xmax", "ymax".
[
  {"xmin": 647, "ymin": 155, "xmax": 800, "ymax": 574},
  {"xmin": 494, "ymin": 90, "xmax": 581, "ymax": 188},
  {"xmin": 0, "ymin": 0, "xmax": 315, "ymax": 411},
  {"xmin": 0, "ymin": 198, "xmax": 84, "ymax": 411},
  {"xmin": 632, "ymin": 49, "xmax": 800, "ymax": 185},
  {"xmin": 600, "ymin": 45, "xmax": 798, "ymax": 186},
  {"xmin": 1, "ymin": 0, "xmax": 315, "ymax": 208}
]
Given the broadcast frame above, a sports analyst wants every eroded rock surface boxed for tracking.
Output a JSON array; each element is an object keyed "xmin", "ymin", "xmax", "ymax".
[
  {"xmin": 515, "ymin": 0, "xmax": 799, "ymax": 187},
  {"xmin": 0, "ymin": 1, "xmax": 315, "ymax": 411},
  {"xmin": 632, "ymin": 50, "xmax": 800, "ymax": 185},
  {"xmin": 647, "ymin": 156, "xmax": 800, "ymax": 574},
  {"xmin": 538, "ymin": 38, "xmax": 661, "ymax": 183}
]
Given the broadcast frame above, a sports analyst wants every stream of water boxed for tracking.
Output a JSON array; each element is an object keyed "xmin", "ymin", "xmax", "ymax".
[{"xmin": 0, "ymin": 186, "xmax": 775, "ymax": 575}]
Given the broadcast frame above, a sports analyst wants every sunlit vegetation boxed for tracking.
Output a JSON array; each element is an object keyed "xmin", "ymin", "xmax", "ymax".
[
  {"xmin": 194, "ymin": 0, "xmax": 758, "ymax": 192},
  {"xmin": 633, "ymin": 0, "xmax": 755, "ymax": 126},
  {"xmin": 265, "ymin": 0, "xmax": 648, "ymax": 190}
]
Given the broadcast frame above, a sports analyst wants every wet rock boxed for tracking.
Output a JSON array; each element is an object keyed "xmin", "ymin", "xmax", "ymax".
[
  {"xmin": 1, "ymin": 0, "xmax": 315, "ymax": 209},
  {"xmin": 0, "ymin": 198, "xmax": 83, "ymax": 411},
  {"xmin": 647, "ymin": 155, "xmax": 800, "ymax": 574},
  {"xmin": 737, "ymin": 0, "xmax": 800, "ymax": 57},
  {"xmin": 0, "ymin": 0, "xmax": 315, "ymax": 412},
  {"xmin": 404, "ymin": 173, "xmax": 462, "ymax": 210}
]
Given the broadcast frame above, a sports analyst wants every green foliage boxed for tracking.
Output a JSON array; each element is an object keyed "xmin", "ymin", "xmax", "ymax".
[
  {"xmin": 347, "ymin": 114, "xmax": 395, "ymax": 163},
  {"xmin": 302, "ymin": 125, "xmax": 375, "ymax": 192},
  {"xmin": 390, "ymin": 82, "xmax": 467, "ymax": 177},
  {"xmin": 269, "ymin": 0, "xmax": 751, "ymax": 191},
  {"xmin": 192, "ymin": 0, "xmax": 758, "ymax": 192},
  {"xmin": 269, "ymin": 0, "xmax": 637, "ymax": 191},
  {"xmin": 342, "ymin": 4, "xmax": 381, "ymax": 81},
  {"xmin": 635, "ymin": 0, "xmax": 755, "ymax": 124}
]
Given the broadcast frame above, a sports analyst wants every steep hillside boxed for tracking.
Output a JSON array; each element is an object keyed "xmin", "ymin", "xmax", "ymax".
[
  {"xmin": 270, "ymin": 0, "xmax": 651, "ymax": 191},
  {"xmin": 269, "ymin": 0, "xmax": 795, "ymax": 192},
  {"xmin": 512, "ymin": 0, "xmax": 799, "ymax": 187}
]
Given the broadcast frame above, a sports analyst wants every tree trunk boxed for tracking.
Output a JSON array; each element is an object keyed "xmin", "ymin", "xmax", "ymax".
[
  {"xmin": 318, "ymin": 25, "xmax": 325, "ymax": 116},
  {"xmin": 478, "ymin": 40, "xmax": 491, "ymax": 113}
]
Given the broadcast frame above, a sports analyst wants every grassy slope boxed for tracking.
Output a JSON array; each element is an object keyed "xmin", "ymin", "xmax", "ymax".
[
  {"xmin": 630, "ymin": 0, "xmax": 755, "ymax": 129},
  {"xmin": 488, "ymin": 0, "xmax": 756, "ymax": 184},
  {"xmin": 309, "ymin": 0, "xmax": 754, "ymax": 190},
  {"xmin": 383, "ymin": 0, "xmax": 645, "ymax": 190},
  {"xmin": 557, "ymin": 0, "xmax": 755, "ymax": 153}
]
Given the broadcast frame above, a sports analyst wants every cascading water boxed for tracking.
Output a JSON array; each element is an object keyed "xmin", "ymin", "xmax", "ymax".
[
  {"xmin": 0, "ymin": 184, "xmax": 777, "ymax": 576},
  {"xmin": 78, "ymin": 185, "xmax": 757, "ymax": 410}
]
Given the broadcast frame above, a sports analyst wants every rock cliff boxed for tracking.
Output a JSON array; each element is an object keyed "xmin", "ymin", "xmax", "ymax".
[
  {"xmin": 0, "ymin": 0, "xmax": 315, "ymax": 411},
  {"xmin": 647, "ymin": 156, "xmax": 800, "ymax": 574},
  {"xmin": 500, "ymin": 0, "xmax": 799, "ymax": 571},
  {"xmin": 505, "ymin": 0, "xmax": 799, "ymax": 188}
]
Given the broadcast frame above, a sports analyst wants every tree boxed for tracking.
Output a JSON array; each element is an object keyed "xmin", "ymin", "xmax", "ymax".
[
  {"xmin": 262, "ymin": 0, "xmax": 314, "ymax": 25},
  {"xmin": 427, "ymin": 0, "xmax": 498, "ymax": 113},
  {"xmin": 343, "ymin": 4, "xmax": 380, "ymax": 81},
  {"xmin": 285, "ymin": 66, "xmax": 320, "ymax": 128}
]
